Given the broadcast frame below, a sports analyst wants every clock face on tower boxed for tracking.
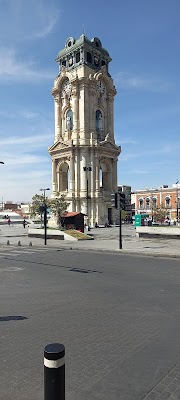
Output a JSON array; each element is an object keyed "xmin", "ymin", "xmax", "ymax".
[
  {"xmin": 97, "ymin": 81, "xmax": 105, "ymax": 94},
  {"xmin": 62, "ymin": 79, "xmax": 71, "ymax": 94}
]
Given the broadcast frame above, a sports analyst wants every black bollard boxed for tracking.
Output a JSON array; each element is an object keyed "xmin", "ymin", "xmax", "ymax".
[{"xmin": 44, "ymin": 343, "xmax": 65, "ymax": 400}]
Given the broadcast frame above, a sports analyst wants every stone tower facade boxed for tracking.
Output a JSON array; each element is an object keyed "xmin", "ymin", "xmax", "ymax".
[{"xmin": 48, "ymin": 35, "xmax": 121, "ymax": 226}]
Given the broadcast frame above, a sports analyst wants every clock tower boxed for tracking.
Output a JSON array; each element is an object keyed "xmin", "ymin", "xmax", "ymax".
[{"xmin": 48, "ymin": 35, "xmax": 121, "ymax": 226}]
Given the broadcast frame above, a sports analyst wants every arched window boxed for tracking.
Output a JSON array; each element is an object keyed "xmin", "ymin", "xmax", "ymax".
[
  {"xmin": 96, "ymin": 110, "xmax": 103, "ymax": 131},
  {"xmin": 66, "ymin": 110, "xmax": 73, "ymax": 130},
  {"xmin": 99, "ymin": 162, "xmax": 109, "ymax": 191},
  {"xmin": 146, "ymin": 197, "xmax": 150, "ymax": 208},
  {"xmin": 59, "ymin": 162, "xmax": 69, "ymax": 192},
  {"xmin": 87, "ymin": 52, "xmax": 92, "ymax": 63},
  {"xmin": 139, "ymin": 198, "xmax": 143, "ymax": 209},
  {"xmin": 152, "ymin": 197, "xmax": 157, "ymax": 207},
  {"xmin": 165, "ymin": 196, "xmax": 170, "ymax": 207}
]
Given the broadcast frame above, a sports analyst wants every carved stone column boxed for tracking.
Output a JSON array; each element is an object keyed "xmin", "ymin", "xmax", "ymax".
[
  {"xmin": 95, "ymin": 155, "xmax": 99, "ymax": 193},
  {"xmin": 90, "ymin": 148, "xmax": 95, "ymax": 196},
  {"xmin": 81, "ymin": 150, "xmax": 87, "ymax": 193},
  {"xmin": 72, "ymin": 81, "xmax": 79, "ymax": 138},
  {"xmin": 52, "ymin": 160, "xmax": 57, "ymax": 192},
  {"xmin": 57, "ymin": 170, "xmax": 60, "ymax": 192},
  {"xmin": 89, "ymin": 85, "xmax": 96, "ymax": 132},
  {"xmin": 70, "ymin": 151, "xmax": 75, "ymax": 193},
  {"xmin": 54, "ymin": 94, "xmax": 62, "ymax": 141}
]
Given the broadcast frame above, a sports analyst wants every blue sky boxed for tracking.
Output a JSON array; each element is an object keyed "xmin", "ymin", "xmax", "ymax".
[{"xmin": 0, "ymin": 0, "xmax": 180, "ymax": 202}]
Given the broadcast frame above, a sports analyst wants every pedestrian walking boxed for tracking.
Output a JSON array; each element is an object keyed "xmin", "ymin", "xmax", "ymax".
[
  {"xmin": 7, "ymin": 218, "xmax": 11, "ymax": 226},
  {"xmin": 22, "ymin": 219, "xmax": 26, "ymax": 229}
]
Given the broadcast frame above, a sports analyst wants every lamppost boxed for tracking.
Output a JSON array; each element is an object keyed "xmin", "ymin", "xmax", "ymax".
[
  {"xmin": 151, "ymin": 192, "xmax": 154, "ymax": 222},
  {"xmin": 39, "ymin": 188, "xmax": 50, "ymax": 245},
  {"xmin": 40, "ymin": 188, "xmax": 50, "ymax": 199},
  {"xmin": 83, "ymin": 166, "xmax": 92, "ymax": 230},
  {"xmin": 0, "ymin": 162, "xmax": 4, "ymax": 211},
  {"xmin": 176, "ymin": 180, "xmax": 179, "ymax": 224}
]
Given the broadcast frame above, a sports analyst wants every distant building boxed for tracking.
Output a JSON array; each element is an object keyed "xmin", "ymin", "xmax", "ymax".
[
  {"xmin": 4, "ymin": 201, "xmax": 19, "ymax": 211},
  {"xmin": 132, "ymin": 184, "xmax": 180, "ymax": 221},
  {"xmin": 0, "ymin": 201, "xmax": 30, "ymax": 218},
  {"xmin": 20, "ymin": 203, "xmax": 31, "ymax": 216}
]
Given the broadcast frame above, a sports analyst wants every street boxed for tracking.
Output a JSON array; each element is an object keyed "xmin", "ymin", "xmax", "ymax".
[{"xmin": 1, "ymin": 248, "xmax": 180, "ymax": 399}]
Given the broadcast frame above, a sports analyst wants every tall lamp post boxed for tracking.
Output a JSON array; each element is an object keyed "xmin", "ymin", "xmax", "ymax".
[
  {"xmin": 0, "ymin": 162, "xmax": 4, "ymax": 211},
  {"xmin": 176, "ymin": 180, "xmax": 179, "ymax": 224},
  {"xmin": 40, "ymin": 188, "xmax": 50, "ymax": 199},
  {"xmin": 39, "ymin": 188, "xmax": 50, "ymax": 245},
  {"xmin": 83, "ymin": 166, "xmax": 92, "ymax": 230}
]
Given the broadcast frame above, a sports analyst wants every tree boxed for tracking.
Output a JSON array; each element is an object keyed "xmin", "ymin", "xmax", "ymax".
[
  {"xmin": 30, "ymin": 194, "xmax": 50, "ymax": 218},
  {"xmin": 49, "ymin": 192, "xmax": 70, "ymax": 228},
  {"xmin": 153, "ymin": 203, "xmax": 166, "ymax": 222}
]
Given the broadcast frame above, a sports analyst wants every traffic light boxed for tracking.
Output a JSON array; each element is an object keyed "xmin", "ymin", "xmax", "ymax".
[
  {"xmin": 111, "ymin": 192, "xmax": 118, "ymax": 209},
  {"xmin": 119, "ymin": 192, "xmax": 126, "ymax": 210}
]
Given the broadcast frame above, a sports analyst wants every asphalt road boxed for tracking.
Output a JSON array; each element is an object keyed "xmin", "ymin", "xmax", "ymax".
[{"xmin": 1, "ymin": 248, "xmax": 180, "ymax": 400}]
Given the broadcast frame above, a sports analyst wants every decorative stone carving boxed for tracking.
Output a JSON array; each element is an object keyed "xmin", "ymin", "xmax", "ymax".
[
  {"xmin": 96, "ymin": 110, "xmax": 104, "ymax": 131},
  {"xmin": 61, "ymin": 65, "xmax": 66, "ymax": 76},
  {"xmin": 54, "ymin": 94, "xmax": 61, "ymax": 104},
  {"xmin": 101, "ymin": 65, "xmax": 107, "ymax": 75}
]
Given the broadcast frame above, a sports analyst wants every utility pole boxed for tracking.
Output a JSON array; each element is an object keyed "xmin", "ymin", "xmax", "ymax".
[
  {"xmin": 39, "ymin": 188, "xmax": 50, "ymax": 245},
  {"xmin": 119, "ymin": 200, "xmax": 122, "ymax": 249},
  {"xmin": 176, "ymin": 180, "xmax": 179, "ymax": 223},
  {"xmin": 111, "ymin": 191, "xmax": 122, "ymax": 249}
]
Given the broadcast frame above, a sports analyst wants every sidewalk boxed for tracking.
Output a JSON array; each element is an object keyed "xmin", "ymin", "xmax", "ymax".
[{"xmin": 0, "ymin": 224, "xmax": 180, "ymax": 258}]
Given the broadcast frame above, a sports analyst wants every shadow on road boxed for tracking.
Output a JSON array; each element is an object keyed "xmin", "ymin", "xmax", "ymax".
[{"xmin": 0, "ymin": 316, "xmax": 28, "ymax": 322}]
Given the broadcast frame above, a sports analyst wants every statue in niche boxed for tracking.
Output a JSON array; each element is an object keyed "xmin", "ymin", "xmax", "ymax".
[
  {"xmin": 96, "ymin": 110, "xmax": 103, "ymax": 131},
  {"xmin": 66, "ymin": 110, "xmax": 73, "ymax": 131},
  {"xmin": 67, "ymin": 116, "xmax": 71, "ymax": 130}
]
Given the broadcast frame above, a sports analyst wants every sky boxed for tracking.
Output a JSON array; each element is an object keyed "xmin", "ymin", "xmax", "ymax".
[{"xmin": 0, "ymin": 0, "xmax": 180, "ymax": 202}]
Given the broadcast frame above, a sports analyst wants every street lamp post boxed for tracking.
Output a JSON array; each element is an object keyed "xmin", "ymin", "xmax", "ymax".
[
  {"xmin": 40, "ymin": 188, "xmax": 50, "ymax": 199},
  {"xmin": 176, "ymin": 180, "xmax": 179, "ymax": 224},
  {"xmin": 0, "ymin": 162, "xmax": 4, "ymax": 211},
  {"xmin": 39, "ymin": 188, "xmax": 50, "ymax": 245},
  {"xmin": 83, "ymin": 167, "xmax": 92, "ymax": 230}
]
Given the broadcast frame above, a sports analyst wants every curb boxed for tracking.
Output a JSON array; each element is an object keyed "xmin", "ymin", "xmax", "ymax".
[{"xmin": 1, "ymin": 242, "xmax": 180, "ymax": 259}]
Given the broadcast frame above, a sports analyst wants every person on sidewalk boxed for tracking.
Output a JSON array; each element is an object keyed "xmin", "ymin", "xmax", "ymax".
[
  {"xmin": 7, "ymin": 218, "xmax": 11, "ymax": 226},
  {"xmin": 22, "ymin": 219, "xmax": 27, "ymax": 229}
]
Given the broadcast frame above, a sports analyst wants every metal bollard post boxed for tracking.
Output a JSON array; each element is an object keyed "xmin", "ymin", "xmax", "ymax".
[{"xmin": 44, "ymin": 343, "xmax": 65, "ymax": 400}]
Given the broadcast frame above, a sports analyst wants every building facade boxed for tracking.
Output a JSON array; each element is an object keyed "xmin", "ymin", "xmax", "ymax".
[
  {"xmin": 133, "ymin": 184, "xmax": 180, "ymax": 221},
  {"xmin": 48, "ymin": 35, "xmax": 121, "ymax": 226}
]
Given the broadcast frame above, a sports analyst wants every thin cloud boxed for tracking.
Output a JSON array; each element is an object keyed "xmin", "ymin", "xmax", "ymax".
[
  {"xmin": 115, "ymin": 72, "xmax": 173, "ymax": 92},
  {"xmin": 128, "ymin": 169, "xmax": 151, "ymax": 175},
  {"xmin": 20, "ymin": 111, "xmax": 40, "ymax": 119},
  {"xmin": 0, "ymin": 133, "xmax": 52, "ymax": 147},
  {"xmin": 1, "ymin": 169, "xmax": 52, "ymax": 202},
  {"xmin": 118, "ymin": 138, "xmax": 138, "ymax": 145},
  {"xmin": 0, "ymin": 48, "xmax": 55, "ymax": 82},
  {"xmin": 0, "ymin": 0, "xmax": 59, "ymax": 42},
  {"xmin": 1, "ymin": 154, "xmax": 49, "ymax": 166},
  {"xmin": 0, "ymin": 109, "xmax": 42, "ymax": 119},
  {"xmin": 31, "ymin": 14, "xmax": 59, "ymax": 39},
  {"xmin": 121, "ymin": 144, "xmax": 180, "ymax": 161}
]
